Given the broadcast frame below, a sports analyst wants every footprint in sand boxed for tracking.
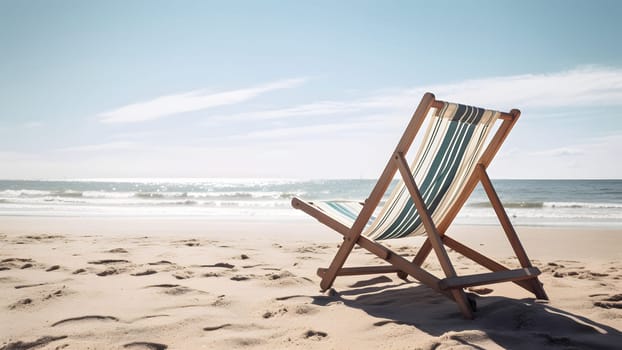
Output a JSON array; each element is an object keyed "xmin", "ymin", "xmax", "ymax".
[
  {"xmin": 97, "ymin": 267, "xmax": 122, "ymax": 277},
  {"xmin": 43, "ymin": 288, "xmax": 66, "ymax": 300},
  {"xmin": 552, "ymin": 268, "xmax": 609, "ymax": 280},
  {"xmin": 23, "ymin": 234, "xmax": 65, "ymax": 241},
  {"xmin": 0, "ymin": 258, "xmax": 36, "ymax": 270},
  {"xmin": 14, "ymin": 282, "xmax": 48, "ymax": 289},
  {"xmin": 230, "ymin": 275, "xmax": 251, "ymax": 281},
  {"xmin": 293, "ymin": 304, "xmax": 318, "ymax": 315},
  {"xmin": 593, "ymin": 293, "xmax": 622, "ymax": 309},
  {"xmin": 211, "ymin": 295, "xmax": 229, "ymax": 307},
  {"xmin": 9, "ymin": 287, "xmax": 69, "ymax": 310},
  {"xmin": 163, "ymin": 286, "xmax": 197, "ymax": 296},
  {"xmin": 172, "ymin": 270, "xmax": 194, "ymax": 280},
  {"xmin": 263, "ymin": 270, "xmax": 313, "ymax": 286},
  {"xmin": 262, "ymin": 307, "xmax": 288, "ymax": 319},
  {"xmin": 203, "ymin": 272, "xmax": 223, "ymax": 278},
  {"xmin": 303, "ymin": 330, "xmax": 328, "ymax": 340},
  {"xmin": 266, "ymin": 271, "xmax": 295, "ymax": 280},
  {"xmin": 201, "ymin": 262, "xmax": 235, "ymax": 269},
  {"xmin": 123, "ymin": 341, "xmax": 168, "ymax": 350},
  {"xmin": 296, "ymin": 246, "xmax": 319, "ymax": 254},
  {"xmin": 108, "ymin": 248, "xmax": 129, "ymax": 253},
  {"xmin": 46, "ymin": 265, "xmax": 60, "ymax": 272},
  {"xmin": 148, "ymin": 260, "xmax": 173, "ymax": 266},
  {"xmin": 51, "ymin": 315, "xmax": 119, "ymax": 327},
  {"xmin": 545, "ymin": 260, "xmax": 610, "ymax": 280},
  {"xmin": 274, "ymin": 295, "xmax": 319, "ymax": 315},
  {"xmin": 144, "ymin": 284, "xmax": 202, "ymax": 296},
  {"xmin": 146, "ymin": 284, "xmax": 179, "ymax": 288},
  {"xmin": 1, "ymin": 258, "xmax": 33, "ymax": 270},
  {"xmin": 373, "ymin": 320, "xmax": 411, "ymax": 327},
  {"xmin": 203, "ymin": 324, "xmax": 231, "ymax": 331},
  {"xmin": 229, "ymin": 338, "xmax": 264, "ymax": 347},
  {"xmin": 88, "ymin": 259, "xmax": 130, "ymax": 265},
  {"xmin": 0, "ymin": 335, "xmax": 68, "ymax": 350},
  {"xmin": 9, "ymin": 298, "xmax": 33, "ymax": 310},
  {"xmin": 89, "ymin": 259, "xmax": 131, "ymax": 276},
  {"xmin": 131, "ymin": 270, "xmax": 157, "ymax": 276},
  {"xmin": 175, "ymin": 239, "xmax": 200, "ymax": 247}
]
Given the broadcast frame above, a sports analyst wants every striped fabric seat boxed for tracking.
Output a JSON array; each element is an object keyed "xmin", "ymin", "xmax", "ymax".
[{"xmin": 309, "ymin": 102, "xmax": 499, "ymax": 240}]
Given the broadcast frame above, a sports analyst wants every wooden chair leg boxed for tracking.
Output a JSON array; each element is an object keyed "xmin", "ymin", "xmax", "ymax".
[
  {"xmin": 477, "ymin": 165, "xmax": 548, "ymax": 300},
  {"xmin": 396, "ymin": 152, "xmax": 474, "ymax": 318},
  {"xmin": 319, "ymin": 236, "xmax": 358, "ymax": 291},
  {"xmin": 452, "ymin": 289, "xmax": 475, "ymax": 319},
  {"xmin": 397, "ymin": 238, "xmax": 432, "ymax": 280}
]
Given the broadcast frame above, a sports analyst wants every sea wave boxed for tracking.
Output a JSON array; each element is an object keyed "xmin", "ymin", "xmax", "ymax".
[
  {"xmin": 1, "ymin": 179, "xmax": 621, "ymax": 225},
  {"xmin": 0, "ymin": 189, "xmax": 50, "ymax": 197},
  {"xmin": 52, "ymin": 190, "xmax": 84, "ymax": 198},
  {"xmin": 543, "ymin": 201, "xmax": 622, "ymax": 209},
  {"xmin": 467, "ymin": 201, "xmax": 622, "ymax": 209},
  {"xmin": 468, "ymin": 201, "xmax": 544, "ymax": 209},
  {"xmin": 0, "ymin": 189, "xmax": 305, "ymax": 201},
  {"xmin": 134, "ymin": 192, "xmax": 171, "ymax": 199}
]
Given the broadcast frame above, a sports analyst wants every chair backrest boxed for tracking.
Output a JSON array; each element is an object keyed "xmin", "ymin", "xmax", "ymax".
[{"xmin": 364, "ymin": 102, "xmax": 500, "ymax": 240}]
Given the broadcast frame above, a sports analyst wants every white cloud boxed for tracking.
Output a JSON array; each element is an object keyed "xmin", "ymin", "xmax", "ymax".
[
  {"xmin": 55, "ymin": 141, "xmax": 141, "ymax": 152},
  {"xmin": 211, "ymin": 101, "xmax": 364, "ymax": 121},
  {"xmin": 9, "ymin": 67, "xmax": 622, "ymax": 179},
  {"xmin": 420, "ymin": 66, "xmax": 622, "ymax": 110},
  {"xmin": 236, "ymin": 120, "xmax": 385, "ymax": 140},
  {"xmin": 492, "ymin": 133, "xmax": 622, "ymax": 179},
  {"xmin": 532, "ymin": 147, "xmax": 586, "ymax": 157},
  {"xmin": 208, "ymin": 67, "xmax": 622, "ymax": 124},
  {"xmin": 98, "ymin": 78, "xmax": 307, "ymax": 123}
]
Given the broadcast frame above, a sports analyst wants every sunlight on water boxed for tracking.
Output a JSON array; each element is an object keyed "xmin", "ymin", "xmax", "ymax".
[{"xmin": 0, "ymin": 179, "xmax": 620, "ymax": 227}]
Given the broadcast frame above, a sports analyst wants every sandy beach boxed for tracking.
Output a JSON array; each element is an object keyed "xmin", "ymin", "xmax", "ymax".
[{"xmin": 1, "ymin": 216, "xmax": 621, "ymax": 349}]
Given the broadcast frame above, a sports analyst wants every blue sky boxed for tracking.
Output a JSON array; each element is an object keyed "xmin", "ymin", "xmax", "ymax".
[{"xmin": 1, "ymin": 0, "xmax": 621, "ymax": 179}]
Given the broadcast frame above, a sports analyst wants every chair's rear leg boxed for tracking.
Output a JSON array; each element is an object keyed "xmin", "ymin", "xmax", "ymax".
[
  {"xmin": 530, "ymin": 278, "xmax": 548, "ymax": 300},
  {"xmin": 452, "ymin": 289, "xmax": 475, "ymax": 319},
  {"xmin": 477, "ymin": 165, "xmax": 549, "ymax": 300}
]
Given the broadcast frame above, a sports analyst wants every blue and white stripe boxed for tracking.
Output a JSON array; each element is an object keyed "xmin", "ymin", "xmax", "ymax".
[{"xmin": 306, "ymin": 102, "xmax": 499, "ymax": 240}]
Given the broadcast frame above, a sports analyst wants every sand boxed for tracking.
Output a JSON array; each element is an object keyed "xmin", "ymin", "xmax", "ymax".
[{"xmin": 1, "ymin": 216, "xmax": 621, "ymax": 349}]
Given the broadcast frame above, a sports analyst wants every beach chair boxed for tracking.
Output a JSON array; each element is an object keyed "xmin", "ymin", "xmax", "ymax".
[{"xmin": 291, "ymin": 92, "xmax": 548, "ymax": 319}]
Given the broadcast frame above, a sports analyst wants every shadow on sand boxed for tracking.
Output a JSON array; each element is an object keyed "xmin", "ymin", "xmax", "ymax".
[{"xmin": 312, "ymin": 278, "xmax": 621, "ymax": 349}]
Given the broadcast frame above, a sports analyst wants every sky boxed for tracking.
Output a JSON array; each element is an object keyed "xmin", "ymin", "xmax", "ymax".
[{"xmin": 1, "ymin": 0, "xmax": 621, "ymax": 180}]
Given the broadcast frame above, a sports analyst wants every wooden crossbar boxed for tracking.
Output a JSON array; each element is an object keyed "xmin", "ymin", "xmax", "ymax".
[
  {"xmin": 317, "ymin": 265, "xmax": 401, "ymax": 277},
  {"xmin": 442, "ymin": 235, "xmax": 538, "ymax": 294},
  {"xmin": 431, "ymin": 100, "xmax": 516, "ymax": 120},
  {"xmin": 439, "ymin": 267, "xmax": 541, "ymax": 290}
]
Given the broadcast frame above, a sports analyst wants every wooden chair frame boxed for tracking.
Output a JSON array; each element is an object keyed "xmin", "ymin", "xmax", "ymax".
[{"xmin": 291, "ymin": 92, "xmax": 548, "ymax": 319}]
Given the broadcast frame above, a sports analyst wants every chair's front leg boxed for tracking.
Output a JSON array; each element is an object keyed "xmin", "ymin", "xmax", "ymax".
[{"xmin": 319, "ymin": 234, "xmax": 359, "ymax": 291}]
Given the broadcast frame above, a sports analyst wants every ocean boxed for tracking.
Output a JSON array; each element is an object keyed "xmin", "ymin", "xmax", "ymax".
[{"xmin": 0, "ymin": 179, "xmax": 620, "ymax": 228}]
